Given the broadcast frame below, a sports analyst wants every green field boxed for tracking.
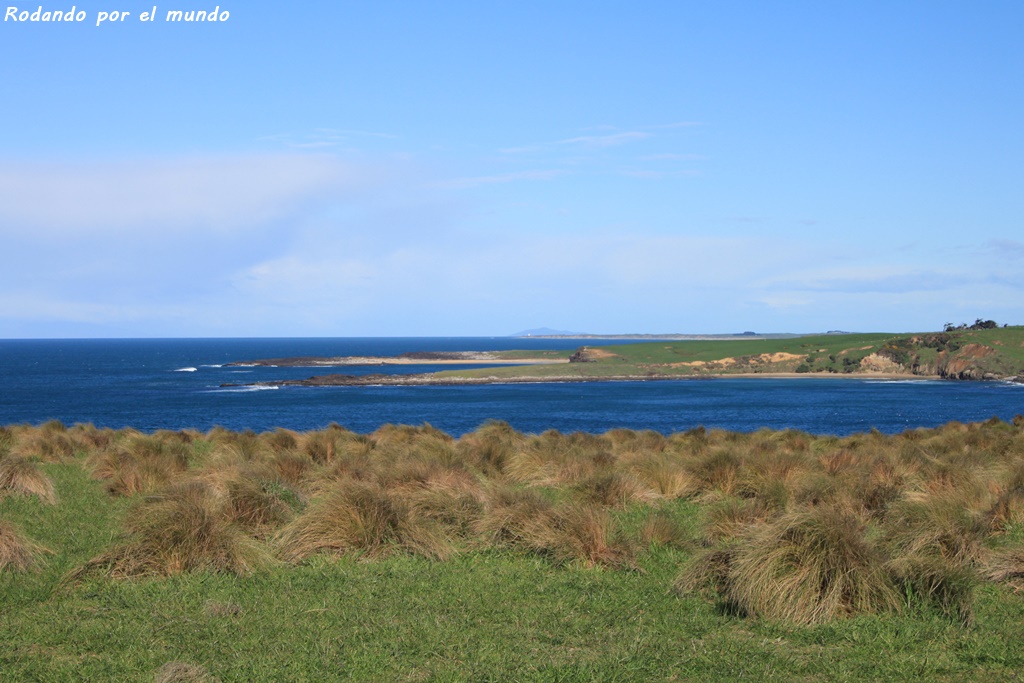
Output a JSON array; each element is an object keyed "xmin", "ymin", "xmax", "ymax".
[
  {"xmin": 3, "ymin": 420, "xmax": 1024, "ymax": 680},
  {"xmin": 451, "ymin": 327, "xmax": 1024, "ymax": 381}
]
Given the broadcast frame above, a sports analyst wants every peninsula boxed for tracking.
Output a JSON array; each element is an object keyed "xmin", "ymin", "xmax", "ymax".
[{"xmin": 222, "ymin": 325, "xmax": 1024, "ymax": 389}]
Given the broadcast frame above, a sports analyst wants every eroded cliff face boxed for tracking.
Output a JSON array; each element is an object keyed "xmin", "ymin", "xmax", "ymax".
[
  {"xmin": 858, "ymin": 342, "xmax": 1018, "ymax": 381},
  {"xmin": 859, "ymin": 353, "xmax": 907, "ymax": 374},
  {"xmin": 937, "ymin": 343, "xmax": 1001, "ymax": 380}
]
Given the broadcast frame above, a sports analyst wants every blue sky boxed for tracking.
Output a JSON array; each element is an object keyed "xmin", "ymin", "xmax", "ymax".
[{"xmin": 2, "ymin": 1, "xmax": 1022, "ymax": 337}]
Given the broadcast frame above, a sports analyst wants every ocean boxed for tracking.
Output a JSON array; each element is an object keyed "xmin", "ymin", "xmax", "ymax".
[{"xmin": 1, "ymin": 337, "xmax": 1022, "ymax": 436}]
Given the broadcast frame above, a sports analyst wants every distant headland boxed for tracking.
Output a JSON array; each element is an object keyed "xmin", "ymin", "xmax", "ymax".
[{"xmin": 222, "ymin": 324, "xmax": 1024, "ymax": 389}]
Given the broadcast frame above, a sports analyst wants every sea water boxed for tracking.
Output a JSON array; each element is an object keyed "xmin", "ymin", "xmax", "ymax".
[{"xmin": 1, "ymin": 338, "xmax": 1022, "ymax": 436}]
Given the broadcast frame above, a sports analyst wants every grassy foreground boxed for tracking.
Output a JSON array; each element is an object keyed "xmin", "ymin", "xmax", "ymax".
[{"xmin": 3, "ymin": 420, "xmax": 1024, "ymax": 681}]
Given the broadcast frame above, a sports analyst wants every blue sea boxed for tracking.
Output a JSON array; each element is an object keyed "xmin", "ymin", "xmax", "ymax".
[{"xmin": 1, "ymin": 338, "xmax": 1022, "ymax": 437}]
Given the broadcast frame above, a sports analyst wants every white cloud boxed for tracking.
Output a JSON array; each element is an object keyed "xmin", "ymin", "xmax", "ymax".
[
  {"xmin": 986, "ymin": 239, "xmax": 1024, "ymax": 260},
  {"xmin": 643, "ymin": 121, "xmax": 703, "ymax": 130},
  {"xmin": 434, "ymin": 169, "xmax": 567, "ymax": 190},
  {"xmin": 0, "ymin": 154, "xmax": 360, "ymax": 238},
  {"xmin": 638, "ymin": 153, "xmax": 705, "ymax": 161},
  {"xmin": 556, "ymin": 132, "xmax": 650, "ymax": 148},
  {"xmin": 620, "ymin": 169, "xmax": 700, "ymax": 179}
]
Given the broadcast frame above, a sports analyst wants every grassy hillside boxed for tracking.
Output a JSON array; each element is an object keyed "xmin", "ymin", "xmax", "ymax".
[
  {"xmin": 464, "ymin": 327, "xmax": 1024, "ymax": 381},
  {"xmin": 2, "ymin": 420, "xmax": 1024, "ymax": 680}
]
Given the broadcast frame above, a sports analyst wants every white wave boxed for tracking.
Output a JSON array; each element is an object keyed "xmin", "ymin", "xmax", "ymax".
[
  {"xmin": 864, "ymin": 379, "xmax": 937, "ymax": 385},
  {"xmin": 174, "ymin": 367, "xmax": 198, "ymax": 372},
  {"xmin": 201, "ymin": 364, "xmax": 223, "ymax": 368},
  {"xmin": 209, "ymin": 385, "xmax": 279, "ymax": 393}
]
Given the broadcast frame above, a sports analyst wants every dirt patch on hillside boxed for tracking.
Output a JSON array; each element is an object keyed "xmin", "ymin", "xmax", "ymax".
[
  {"xmin": 759, "ymin": 352, "xmax": 804, "ymax": 363},
  {"xmin": 671, "ymin": 352, "xmax": 803, "ymax": 371},
  {"xmin": 860, "ymin": 353, "xmax": 906, "ymax": 373},
  {"xmin": 838, "ymin": 346, "xmax": 875, "ymax": 356},
  {"xmin": 960, "ymin": 343, "xmax": 997, "ymax": 359},
  {"xmin": 569, "ymin": 347, "xmax": 620, "ymax": 363}
]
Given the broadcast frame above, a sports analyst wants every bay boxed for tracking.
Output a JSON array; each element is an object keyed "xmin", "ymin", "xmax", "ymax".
[{"xmin": 1, "ymin": 338, "xmax": 1022, "ymax": 436}]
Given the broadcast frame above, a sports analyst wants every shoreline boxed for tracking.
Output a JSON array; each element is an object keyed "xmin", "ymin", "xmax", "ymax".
[
  {"xmin": 225, "ymin": 353, "xmax": 568, "ymax": 368},
  {"xmin": 225, "ymin": 370, "xmax": 948, "ymax": 389}
]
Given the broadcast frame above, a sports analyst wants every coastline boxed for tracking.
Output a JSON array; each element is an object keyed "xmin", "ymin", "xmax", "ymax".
[
  {"xmin": 225, "ymin": 353, "xmax": 569, "ymax": 368},
  {"xmin": 226, "ymin": 370, "xmax": 945, "ymax": 389}
]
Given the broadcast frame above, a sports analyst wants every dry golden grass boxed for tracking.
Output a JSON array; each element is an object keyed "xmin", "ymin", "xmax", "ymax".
[
  {"xmin": 71, "ymin": 480, "xmax": 272, "ymax": 578},
  {"xmin": 88, "ymin": 434, "xmax": 193, "ymax": 496},
  {"xmin": 455, "ymin": 420, "xmax": 525, "ymax": 477},
  {"xmin": 573, "ymin": 469, "xmax": 655, "ymax": 507},
  {"xmin": 639, "ymin": 509, "xmax": 689, "ymax": 548},
  {"xmin": 5, "ymin": 417, "xmax": 1022, "ymax": 625},
  {"xmin": 698, "ymin": 496, "xmax": 780, "ymax": 545},
  {"xmin": 504, "ymin": 430, "xmax": 618, "ymax": 488},
  {"xmin": 679, "ymin": 504, "xmax": 900, "ymax": 624},
  {"xmin": 275, "ymin": 480, "xmax": 453, "ymax": 562},
  {"xmin": 153, "ymin": 661, "xmax": 221, "ymax": 683},
  {"xmin": 983, "ymin": 546, "xmax": 1024, "ymax": 590},
  {"xmin": 0, "ymin": 519, "xmax": 52, "ymax": 572},
  {"xmin": 0, "ymin": 455, "xmax": 57, "ymax": 504},
  {"xmin": 623, "ymin": 454, "xmax": 697, "ymax": 500},
  {"xmin": 474, "ymin": 486, "xmax": 632, "ymax": 567},
  {"xmin": 9, "ymin": 422, "xmax": 78, "ymax": 463}
]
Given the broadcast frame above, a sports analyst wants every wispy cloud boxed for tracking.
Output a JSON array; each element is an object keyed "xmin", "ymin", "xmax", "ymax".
[
  {"xmin": 638, "ymin": 153, "xmax": 705, "ymax": 161},
  {"xmin": 313, "ymin": 127, "xmax": 398, "ymax": 140},
  {"xmin": 434, "ymin": 169, "xmax": 567, "ymax": 190},
  {"xmin": 555, "ymin": 132, "xmax": 650, "ymax": 148},
  {"xmin": 500, "ymin": 128, "xmax": 659, "ymax": 155},
  {"xmin": 985, "ymin": 239, "xmax": 1024, "ymax": 260},
  {"xmin": 621, "ymin": 169, "xmax": 700, "ymax": 179},
  {"xmin": 762, "ymin": 266, "xmax": 970, "ymax": 295},
  {"xmin": 259, "ymin": 128, "xmax": 399, "ymax": 149},
  {"xmin": 643, "ymin": 121, "xmax": 703, "ymax": 129}
]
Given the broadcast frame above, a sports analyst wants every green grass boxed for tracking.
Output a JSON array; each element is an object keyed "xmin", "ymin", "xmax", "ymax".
[
  {"xmin": 3, "ymin": 421, "xmax": 1024, "ymax": 680},
  {"xmin": 441, "ymin": 327, "xmax": 1024, "ymax": 381}
]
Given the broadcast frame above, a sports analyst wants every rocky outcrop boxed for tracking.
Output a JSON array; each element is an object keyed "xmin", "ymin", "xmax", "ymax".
[
  {"xmin": 859, "ymin": 353, "xmax": 908, "ymax": 374},
  {"xmin": 937, "ymin": 343, "xmax": 1001, "ymax": 380},
  {"xmin": 569, "ymin": 348, "xmax": 596, "ymax": 363}
]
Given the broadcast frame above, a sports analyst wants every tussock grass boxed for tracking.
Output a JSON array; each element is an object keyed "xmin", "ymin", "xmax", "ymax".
[
  {"xmin": 690, "ymin": 448, "xmax": 745, "ymax": 497},
  {"xmin": 573, "ymin": 469, "xmax": 655, "ymax": 507},
  {"xmin": 679, "ymin": 504, "xmax": 900, "ymax": 624},
  {"xmin": 983, "ymin": 546, "xmax": 1024, "ymax": 589},
  {"xmin": 506, "ymin": 430, "xmax": 614, "ymax": 487},
  {"xmin": 733, "ymin": 505, "xmax": 900, "ymax": 623},
  {"xmin": 275, "ymin": 480, "xmax": 453, "ymax": 562},
  {"xmin": 10, "ymin": 423, "xmax": 79, "ymax": 462},
  {"xmin": 0, "ymin": 455, "xmax": 57, "ymax": 504},
  {"xmin": 88, "ymin": 434, "xmax": 193, "ymax": 496},
  {"xmin": 455, "ymin": 419, "xmax": 524, "ymax": 476},
  {"xmin": 699, "ymin": 495, "xmax": 781, "ymax": 545},
  {"xmin": 639, "ymin": 509, "xmax": 690, "ymax": 548},
  {"xmin": 883, "ymin": 490, "xmax": 989, "ymax": 624},
  {"xmin": 5, "ymin": 417, "xmax": 1024, "ymax": 679},
  {"xmin": 475, "ymin": 487, "xmax": 633, "ymax": 567},
  {"xmin": 220, "ymin": 472, "xmax": 301, "ymax": 538},
  {"xmin": 0, "ymin": 519, "xmax": 52, "ymax": 571},
  {"xmin": 302, "ymin": 425, "xmax": 370, "ymax": 466},
  {"xmin": 623, "ymin": 453, "xmax": 697, "ymax": 499},
  {"xmin": 70, "ymin": 480, "xmax": 272, "ymax": 578},
  {"xmin": 5, "ymin": 417, "xmax": 1024, "ymax": 628}
]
